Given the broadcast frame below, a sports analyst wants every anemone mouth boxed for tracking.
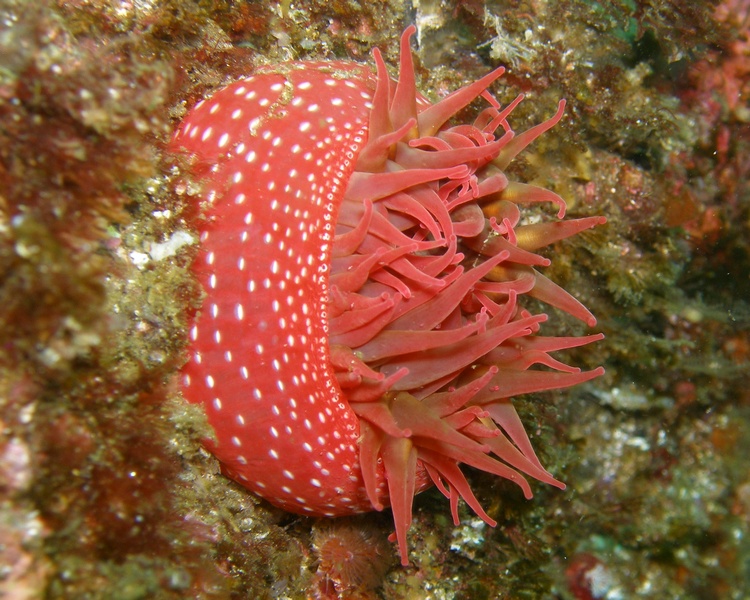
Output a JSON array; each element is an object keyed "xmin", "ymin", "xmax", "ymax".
[{"xmin": 328, "ymin": 26, "xmax": 605, "ymax": 565}]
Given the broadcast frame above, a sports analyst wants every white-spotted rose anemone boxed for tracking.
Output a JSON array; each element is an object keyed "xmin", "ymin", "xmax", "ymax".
[{"xmin": 174, "ymin": 25, "xmax": 606, "ymax": 565}]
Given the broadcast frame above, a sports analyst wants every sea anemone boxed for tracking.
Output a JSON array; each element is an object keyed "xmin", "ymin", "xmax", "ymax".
[
  {"xmin": 311, "ymin": 519, "xmax": 393, "ymax": 598},
  {"xmin": 174, "ymin": 25, "xmax": 605, "ymax": 565}
]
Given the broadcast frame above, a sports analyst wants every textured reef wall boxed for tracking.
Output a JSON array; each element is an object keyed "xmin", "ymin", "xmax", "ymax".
[{"xmin": 0, "ymin": 0, "xmax": 748, "ymax": 598}]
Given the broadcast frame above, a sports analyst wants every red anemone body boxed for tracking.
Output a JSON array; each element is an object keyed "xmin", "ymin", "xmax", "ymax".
[{"xmin": 173, "ymin": 26, "xmax": 605, "ymax": 565}]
